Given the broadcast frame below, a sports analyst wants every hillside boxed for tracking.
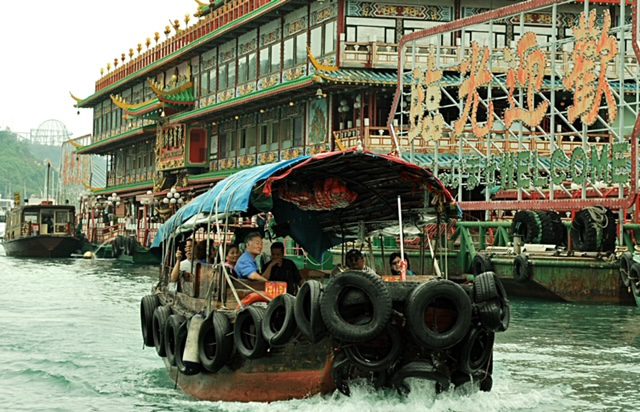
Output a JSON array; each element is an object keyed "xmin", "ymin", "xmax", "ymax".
[{"xmin": 0, "ymin": 130, "xmax": 50, "ymax": 199}]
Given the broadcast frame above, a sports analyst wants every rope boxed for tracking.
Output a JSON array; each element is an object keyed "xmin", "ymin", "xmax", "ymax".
[{"xmin": 585, "ymin": 206, "xmax": 608, "ymax": 230}]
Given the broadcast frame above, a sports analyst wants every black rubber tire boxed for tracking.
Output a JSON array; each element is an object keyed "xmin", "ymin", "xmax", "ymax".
[
  {"xmin": 320, "ymin": 271, "xmax": 392, "ymax": 343},
  {"xmin": 405, "ymin": 280, "xmax": 472, "ymax": 350},
  {"xmin": 572, "ymin": 209, "xmax": 602, "ymax": 251},
  {"xmin": 602, "ymin": 209, "xmax": 617, "ymax": 253},
  {"xmin": 537, "ymin": 211, "xmax": 555, "ymax": 244},
  {"xmin": 512, "ymin": 211, "xmax": 542, "ymax": 243},
  {"xmin": 476, "ymin": 300, "xmax": 501, "ymax": 331},
  {"xmin": 164, "ymin": 314, "xmax": 185, "ymax": 366},
  {"xmin": 390, "ymin": 361, "xmax": 451, "ymax": 395},
  {"xmin": 457, "ymin": 328, "xmax": 495, "ymax": 375},
  {"xmin": 140, "ymin": 295, "xmax": 159, "ymax": 347},
  {"xmin": 620, "ymin": 252, "xmax": 633, "ymax": 288},
  {"xmin": 261, "ymin": 294, "xmax": 297, "ymax": 346},
  {"xmin": 234, "ymin": 305, "xmax": 268, "ymax": 359},
  {"xmin": 513, "ymin": 255, "xmax": 532, "ymax": 283},
  {"xmin": 473, "ymin": 272, "xmax": 498, "ymax": 303},
  {"xmin": 630, "ymin": 264, "xmax": 640, "ymax": 301},
  {"xmin": 471, "ymin": 253, "xmax": 493, "ymax": 276},
  {"xmin": 152, "ymin": 305, "xmax": 171, "ymax": 357},
  {"xmin": 344, "ymin": 325, "xmax": 403, "ymax": 372},
  {"xmin": 294, "ymin": 280, "xmax": 325, "ymax": 343},
  {"xmin": 175, "ymin": 318, "xmax": 200, "ymax": 375},
  {"xmin": 198, "ymin": 311, "xmax": 234, "ymax": 373},
  {"xmin": 547, "ymin": 211, "xmax": 566, "ymax": 245}
]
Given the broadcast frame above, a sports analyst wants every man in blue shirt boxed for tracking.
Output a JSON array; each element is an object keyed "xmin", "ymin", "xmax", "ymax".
[{"xmin": 235, "ymin": 232, "xmax": 278, "ymax": 281}]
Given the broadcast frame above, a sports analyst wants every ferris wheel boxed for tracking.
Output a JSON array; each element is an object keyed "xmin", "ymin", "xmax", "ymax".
[{"xmin": 29, "ymin": 119, "xmax": 71, "ymax": 146}]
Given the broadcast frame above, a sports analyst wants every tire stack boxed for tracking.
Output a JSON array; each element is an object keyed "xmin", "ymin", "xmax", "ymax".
[
  {"xmin": 512, "ymin": 210, "xmax": 565, "ymax": 245},
  {"xmin": 316, "ymin": 271, "xmax": 511, "ymax": 394},
  {"xmin": 571, "ymin": 207, "xmax": 617, "ymax": 252}
]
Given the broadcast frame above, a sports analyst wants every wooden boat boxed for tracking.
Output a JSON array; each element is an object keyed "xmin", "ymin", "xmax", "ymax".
[
  {"xmin": 2, "ymin": 202, "xmax": 80, "ymax": 258},
  {"xmin": 139, "ymin": 151, "xmax": 511, "ymax": 402}
]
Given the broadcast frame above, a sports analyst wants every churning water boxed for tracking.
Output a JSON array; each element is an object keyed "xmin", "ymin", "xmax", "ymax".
[{"xmin": 0, "ymin": 251, "xmax": 639, "ymax": 411}]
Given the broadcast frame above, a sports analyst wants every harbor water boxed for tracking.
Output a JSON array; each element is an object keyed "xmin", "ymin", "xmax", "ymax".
[{"xmin": 1, "ymin": 252, "xmax": 639, "ymax": 411}]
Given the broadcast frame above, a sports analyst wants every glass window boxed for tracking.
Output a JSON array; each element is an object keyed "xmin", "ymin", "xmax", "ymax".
[
  {"xmin": 227, "ymin": 62, "xmax": 236, "ymax": 88},
  {"xmin": 311, "ymin": 26, "xmax": 322, "ymax": 57},
  {"xmin": 346, "ymin": 26, "xmax": 356, "ymax": 42},
  {"xmin": 248, "ymin": 53, "xmax": 257, "ymax": 80},
  {"xmin": 218, "ymin": 65, "xmax": 228, "ymax": 89},
  {"xmin": 325, "ymin": 21, "xmax": 336, "ymax": 54},
  {"xmin": 238, "ymin": 57, "xmax": 248, "ymax": 84},
  {"xmin": 271, "ymin": 43, "xmax": 281, "ymax": 72},
  {"xmin": 260, "ymin": 124, "xmax": 268, "ymax": 145},
  {"xmin": 296, "ymin": 33, "xmax": 307, "ymax": 65},
  {"xmin": 270, "ymin": 122, "xmax": 279, "ymax": 145},
  {"xmin": 260, "ymin": 47, "xmax": 270, "ymax": 74},
  {"xmin": 283, "ymin": 38, "xmax": 294, "ymax": 69},
  {"xmin": 240, "ymin": 129, "xmax": 247, "ymax": 149},
  {"xmin": 293, "ymin": 116, "xmax": 304, "ymax": 147},
  {"xmin": 219, "ymin": 132, "xmax": 227, "ymax": 157},
  {"xmin": 246, "ymin": 127, "xmax": 256, "ymax": 150},
  {"xmin": 209, "ymin": 69, "xmax": 216, "ymax": 94},
  {"xmin": 200, "ymin": 72, "xmax": 209, "ymax": 96}
]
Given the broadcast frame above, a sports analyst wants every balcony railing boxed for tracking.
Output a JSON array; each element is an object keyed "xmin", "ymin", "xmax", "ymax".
[
  {"xmin": 96, "ymin": 0, "xmax": 274, "ymax": 92},
  {"xmin": 340, "ymin": 41, "xmax": 638, "ymax": 79}
]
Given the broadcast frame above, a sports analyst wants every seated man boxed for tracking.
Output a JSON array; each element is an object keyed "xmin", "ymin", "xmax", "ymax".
[
  {"xmin": 264, "ymin": 241, "xmax": 302, "ymax": 295},
  {"xmin": 235, "ymin": 232, "xmax": 278, "ymax": 281},
  {"xmin": 344, "ymin": 248, "xmax": 378, "ymax": 276}
]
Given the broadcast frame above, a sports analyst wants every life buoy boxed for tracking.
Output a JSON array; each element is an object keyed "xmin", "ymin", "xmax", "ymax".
[
  {"xmin": 471, "ymin": 253, "xmax": 493, "ymax": 276},
  {"xmin": 152, "ymin": 305, "xmax": 171, "ymax": 357},
  {"xmin": 320, "ymin": 271, "xmax": 392, "ymax": 343},
  {"xmin": 620, "ymin": 252, "xmax": 634, "ymax": 288},
  {"xmin": 405, "ymin": 280, "xmax": 472, "ymax": 350},
  {"xmin": 198, "ymin": 311, "xmax": 234, "ymax": 373},
  {"xmin": 234, "ymin": 305, "xmax": 268, "ymax": 359},
  {"xmin": 294, "ymin": 280, "xmax": 325, "ymax": 343},
  {"xmin": 164, "ymin": 314, "xmax": 185, "ymax": 366},
  {"xmin": 261, "ymin": 293, "xmax": 297, "ymax": 346},
  {"xmin": 175, "ymin": 318, "xmax": 200, "ymax": 375},
  {"xmin": 457, "ymin": 327, "xmax": 494, "ymax": 375},
  {"xmin": 473, "ymin": 271, "xmax": 498, "ymax": 303},
  {"xmin": 344, "ymin": 324, "xmax": 402, "ymax": 372},
  {"xmin": 140, "ymin": 295, "xmax": 159, "ymax": 347},
  {"xmin": 390, "ymin": 361, "xmax": 450, "ymax": 395}
]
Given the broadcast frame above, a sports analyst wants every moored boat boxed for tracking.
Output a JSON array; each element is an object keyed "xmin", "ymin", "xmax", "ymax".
[
  {"xmin": 2, "ymin": 202, "xmax": 80, "ymax": 258},
  {"xmin": 140, "ymin": 151, "xmax": 511, "ymax": 401}
]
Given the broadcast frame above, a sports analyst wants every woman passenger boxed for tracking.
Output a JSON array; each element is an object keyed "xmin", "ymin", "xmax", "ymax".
[
  {"xmin": 389, "ymin": 252, "xmax": 415, "ymax": 276},
  {"xmin": 224, "ymin": 244, "xmax": 240, "ymax": 277}
]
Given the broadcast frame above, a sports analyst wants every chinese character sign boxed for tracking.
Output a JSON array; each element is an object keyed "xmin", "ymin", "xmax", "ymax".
[
  {"xmin": 505, "ymin": 32, "xmax": 550, "ymax": 128},
  {"xmin": 563, "ymin": 9, "xmax": 618, "ymax": 126},
  {"xmin": 408, "ymin": 48, "xmax": 446, "ymax": 142}
]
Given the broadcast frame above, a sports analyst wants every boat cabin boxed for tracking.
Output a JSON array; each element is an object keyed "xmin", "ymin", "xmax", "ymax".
[{"xmin": 5, "ymin": 204, "xmax": 76, "ymax": 241}]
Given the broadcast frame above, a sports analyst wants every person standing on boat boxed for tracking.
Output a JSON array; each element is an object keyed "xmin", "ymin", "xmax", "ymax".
[
  {"xmin": 170, "ymin": 238, "xmax": 194, "ymax": 282},
  {"xmin": 235, "ymin": 232, "xmax": 278, "ymax": 281},
  {"xmin": 264, "ymin": 241, "xmax": 301, "ymax": 295}
]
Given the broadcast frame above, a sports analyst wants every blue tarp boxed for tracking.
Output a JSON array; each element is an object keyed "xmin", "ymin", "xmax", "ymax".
[{"xmin": 150, "ymin": 157, "xmax": 309, "ymax": 248}]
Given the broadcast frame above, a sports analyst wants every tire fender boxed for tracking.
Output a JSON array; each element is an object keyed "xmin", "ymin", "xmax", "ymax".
[
  {"xmin": 198, "ymin": 311, "xmax": 234, "ymax": 373},
  {"xmin": 405, "ymin": 280, "xmax": 472, "ymax": 349},
  {"xmin": 261, "ymin": 293, "xmax": 297, "ymax": 346}
]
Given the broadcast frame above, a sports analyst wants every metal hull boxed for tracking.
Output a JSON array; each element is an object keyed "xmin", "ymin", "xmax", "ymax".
[
  {"xmin": 2, "ymin": 236, "xmax": 81, "ymax": 258},
  {"xmin": 164, "ymin": 346, "xmax": 335, "ymax": 402}
]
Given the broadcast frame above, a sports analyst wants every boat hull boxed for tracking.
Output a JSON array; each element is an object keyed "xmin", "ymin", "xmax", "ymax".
[
  {"xmin": 165, "ymin": 355, "xmax": 335, "ymax": 402},
  {"xmin": 162, "ymin": 335, "xmax": 335, "ymax": 403},
  {"xmin": 2, "ymin": 236, "xmax": 81, "ymax": 258}
]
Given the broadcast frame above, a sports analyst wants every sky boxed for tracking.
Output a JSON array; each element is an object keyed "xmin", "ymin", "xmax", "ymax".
[{"xmin": 0, "ymin": 1, "xmax": 197, "ymax": 138}]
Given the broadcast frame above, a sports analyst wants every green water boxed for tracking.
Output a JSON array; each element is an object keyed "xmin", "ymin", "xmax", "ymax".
[{"xmin": 0, "ymin": 252, "xmax": 639, "ymax": 411}]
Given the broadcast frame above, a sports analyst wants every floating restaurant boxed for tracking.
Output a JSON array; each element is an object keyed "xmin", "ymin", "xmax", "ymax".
[{"xmin": 72, "ymin": 0, "xmax": 640, "ymax": 305}]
